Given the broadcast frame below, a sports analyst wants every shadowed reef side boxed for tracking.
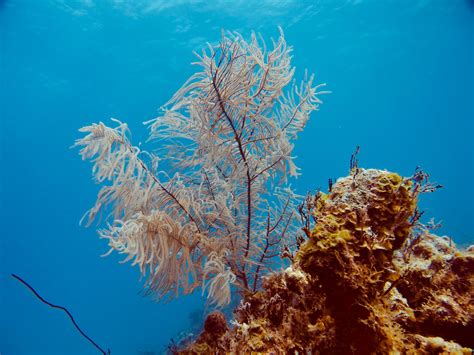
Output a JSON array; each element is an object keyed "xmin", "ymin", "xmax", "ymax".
[{"xmin": 179, "ymin": 168, "xmax": 473, "ymax": 354}]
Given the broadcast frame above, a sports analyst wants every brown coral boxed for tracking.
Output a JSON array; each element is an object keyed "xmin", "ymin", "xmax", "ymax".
[
  {"xmin": 395, "ymin": 233, "xmax": 474, "ymax": 348},
  {"xmin": 179, "ymin": 168, "xmax": 473, "ymax": 354}
]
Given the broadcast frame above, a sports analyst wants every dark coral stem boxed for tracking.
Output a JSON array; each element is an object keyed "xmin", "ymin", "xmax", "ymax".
[{"xmin": 11, "ymin": 274, "xmax": 110, "ymax": 355}]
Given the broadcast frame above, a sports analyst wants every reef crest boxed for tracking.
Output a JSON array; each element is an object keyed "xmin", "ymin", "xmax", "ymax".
[{"xmin": 179, "ymin": 168, "xmax": 473, "ymax": 354}]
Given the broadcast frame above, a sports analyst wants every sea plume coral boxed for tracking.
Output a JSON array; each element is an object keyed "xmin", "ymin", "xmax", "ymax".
[{"xmin": 75, "ymin": 29, "xmax": 327, "ymax": 307}]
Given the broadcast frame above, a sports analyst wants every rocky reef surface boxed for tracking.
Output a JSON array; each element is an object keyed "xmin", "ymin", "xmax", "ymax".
[{"xmin": 178, "ymin": 168, "xmax": 473, "ymax": 354}]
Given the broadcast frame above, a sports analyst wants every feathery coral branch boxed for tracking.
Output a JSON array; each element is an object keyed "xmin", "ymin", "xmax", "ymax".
[{"xmin": 76, "ymin": 28, "xmax": 326, "ymax": 307}]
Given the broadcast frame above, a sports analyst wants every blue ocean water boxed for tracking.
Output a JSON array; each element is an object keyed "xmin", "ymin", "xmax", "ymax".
[{"xmin": 0, "ymin": 0, "xmax": 472, "ymax": 354}]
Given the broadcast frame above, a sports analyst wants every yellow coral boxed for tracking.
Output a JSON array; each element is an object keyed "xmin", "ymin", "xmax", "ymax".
[{"xmin": 179, "ymin": 169, "xmax": 473, "ymax": 354}]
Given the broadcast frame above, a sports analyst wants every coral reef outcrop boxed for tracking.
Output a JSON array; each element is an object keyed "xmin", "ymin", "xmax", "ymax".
[{"xmin": 178, "ymin": 168, "xmax": 473, "ymax": 354}]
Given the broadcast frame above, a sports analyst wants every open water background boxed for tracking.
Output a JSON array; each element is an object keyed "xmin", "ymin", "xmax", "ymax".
[{"xmin": 1, "ymin": 0, "xmax": 473, "ymax": 353}]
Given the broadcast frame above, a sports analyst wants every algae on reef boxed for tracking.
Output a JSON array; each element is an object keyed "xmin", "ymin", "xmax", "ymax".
[{"xmin": 179, "ymin": 168, "xmax": 474, "ymax": 354}]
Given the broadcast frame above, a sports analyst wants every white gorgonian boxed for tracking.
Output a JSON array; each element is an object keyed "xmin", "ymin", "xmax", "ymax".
[{"xmin": 75, "ymin": 28, "xmax": 327, "ymax": 307}]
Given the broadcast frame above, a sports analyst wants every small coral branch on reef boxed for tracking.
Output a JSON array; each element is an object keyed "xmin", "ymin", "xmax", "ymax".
[
  {"xmin": 179, "ymin": 168, "xmax": 473, "ymax": 354},
  {"xmin": 75, "ymin": 29, "xmax": 327, "ymax": 307}
]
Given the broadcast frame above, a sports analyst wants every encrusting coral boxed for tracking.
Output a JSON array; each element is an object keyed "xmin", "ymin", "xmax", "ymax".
[{"xmin": 178, "ymin": 168, "xmax": 473, "ymax": 354}]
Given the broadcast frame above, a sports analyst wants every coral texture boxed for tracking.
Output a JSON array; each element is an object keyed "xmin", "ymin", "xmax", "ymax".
[{"xmin": 179, "ymin": 168, "xmax": 473, "ymax": 354}]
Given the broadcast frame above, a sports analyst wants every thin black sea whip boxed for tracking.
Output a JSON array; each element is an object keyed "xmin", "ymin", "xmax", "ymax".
[{"xmin": 11, "ymin": 274, "xmax": 110, "ymax": 354}]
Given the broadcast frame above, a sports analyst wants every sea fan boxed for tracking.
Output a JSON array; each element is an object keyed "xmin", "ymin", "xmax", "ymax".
[{"xmin": 75, "ymin": 28, "xmax": 327, "ymax": 307}]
